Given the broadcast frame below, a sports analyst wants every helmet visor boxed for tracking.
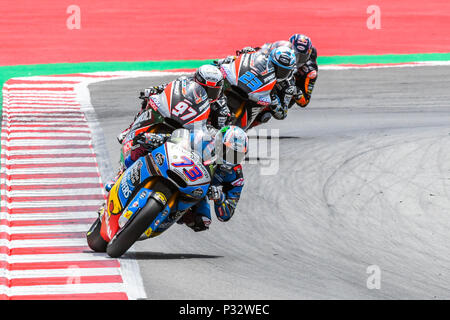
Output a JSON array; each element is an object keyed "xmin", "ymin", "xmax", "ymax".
[
  {"xmin": 205, "ymin": 85, "xmax": 222, "ymax": 103},
  {"xmin": 295, "ymin": 51, "xmax": 311, "ymax": 66},
  {"xmin": 275, "ymin": 65, "xmax": 293, "ymax": 80}
]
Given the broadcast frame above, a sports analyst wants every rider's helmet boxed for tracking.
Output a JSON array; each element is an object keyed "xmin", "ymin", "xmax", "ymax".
[
  {"xmin": 289, "ymin": 34, "xmax": 313, "ymax": 66},
  {"xmin": 268, "ymin": 46, "xmax": 297, "ymax": 81},
  {"xmin": 215, "ymin": 126, "xmax": 249, "ymax": 168},
  {"xmin": 194, "ymin": 65, "xmax": 225, "ymax": 103}
]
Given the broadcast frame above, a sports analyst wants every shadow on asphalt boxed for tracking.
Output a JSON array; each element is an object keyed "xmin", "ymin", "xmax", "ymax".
[{"xmin": 122, "ymin": 251, "xmax": 223, "ymax": 260}]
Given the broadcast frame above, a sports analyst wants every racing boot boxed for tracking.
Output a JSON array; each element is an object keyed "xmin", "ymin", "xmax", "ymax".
[{"xmin": 177, "ymin": 209, "xmax": 211, "ymax": 232}]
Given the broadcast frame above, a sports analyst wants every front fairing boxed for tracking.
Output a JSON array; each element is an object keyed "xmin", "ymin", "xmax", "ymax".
[
  {"xmin": 120, "ymin": 109, "xmax": 164, "ymax": 165},
  {"xmin": 221, "ymin": 53, "xmax": 275, "ymax": 107}
]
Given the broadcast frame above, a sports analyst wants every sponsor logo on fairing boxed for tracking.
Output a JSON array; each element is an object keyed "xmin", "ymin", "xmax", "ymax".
[
  {"xmin": 121, "ymin": 181, "xmax": 132, "ymax": 198},
  {"xmin": 124, "ymin": 210, "xmax": 133, "ymax": 219},
  {"xmin": 257, "ymin": 95, "xmax": 271, "ymax": 106},
  {"xmin": 140, "ymin": 190, "xmax": 148, "ymax": 199},
  {"xmin": 155, "ymin": 153, "xmax": 165, "ymax": 166},
  {"xmin": 121, "ymin": 160, "xmax": 143, "ymax": 198},
  {"xmin": 308, "ymin": 70, "xmax": 317, "ymax": 79},
  {"xmin": 181, "ymin": 79, "xmax": 187, "ymax": 96},
  {"xmin": 148, "ymin": 98, "xmax": 159, "ymax": 112},
  {"xmin": 129, "ymin": 160, "xmax": 143, "ymax": 185},
  {"xmin": 263, "ymin": 73, "xmax": 276, "ymax": 83},
  {"xmin": 144, "ymin": 227, "xmax": 153, "ymax": 237},
  {"xmin": 173, "ymin": 82, "xmax": 180, "ymax": 95}
]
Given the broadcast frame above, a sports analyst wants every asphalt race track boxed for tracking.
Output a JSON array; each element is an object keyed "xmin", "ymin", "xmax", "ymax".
[{"xmin": 88, "ymin": 66, "xmax": 450, "ymax": 299}]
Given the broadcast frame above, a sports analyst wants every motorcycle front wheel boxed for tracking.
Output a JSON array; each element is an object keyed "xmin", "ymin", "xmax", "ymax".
[
  {"xmin": 106, "ymin": 182, "xmax": 172, "ymax": 258},
  {"xmin": 86, "ymin": 217, "xmax": 108, "ymax": 252}
]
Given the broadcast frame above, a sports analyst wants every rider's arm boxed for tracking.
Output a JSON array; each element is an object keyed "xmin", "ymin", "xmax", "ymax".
[
  {"xmin": 209, "ymin": 165, "xmax": 244, "ymax": 222},
  {"xmin": 294, "ymin": 50, "xmax": 318, "ymax": 108},
  {"xmin": 209, "ymin": 96, "xmax": 232, "ymax": 129},
  {"xmin": 235, "ymin": 46, "xmax": 261, "ymax": 56},
  {"xmin": 269, "ymin": 92, "xmax": 288, "ymax": 120}
]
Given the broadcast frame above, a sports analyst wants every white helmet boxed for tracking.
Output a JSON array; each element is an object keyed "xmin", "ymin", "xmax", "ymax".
[{"xmin": 194, "ymin": 65, "xmax": 225, "ymax": 103}]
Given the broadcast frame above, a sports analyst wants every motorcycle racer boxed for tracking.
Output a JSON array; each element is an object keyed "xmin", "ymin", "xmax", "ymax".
[
  {"xmin": 107, "ymin": 65, "xmax": 227, "ymax": 192},
  {"xmin": 236, "ymin": 34, "xmax": 318, "ymax": 109},
  {"xmin": 216, "ymin": 46, "xmax": 296, "ymax": 130},
  {"xmin": 126, "ymin": 125, "xmax": 248, "ymax": 232},
  {"xmin": 256, "ymin": 46, "xmax": 297, "ymax": 124},
  {"xmin": 288, "ymin": 34, "xmax": 318, "ymax": 108},
  {"xmin": 136, "ymin": 64, "xmax": 231, "ymax": 132}
]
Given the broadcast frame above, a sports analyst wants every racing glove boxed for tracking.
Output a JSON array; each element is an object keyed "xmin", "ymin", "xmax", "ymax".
[
  {"xmin": 214, "ymin": 56, "xmax": 236, "ymax": 66},
  {"xmin": 236, "ymin": 46, "xmax": 260, "ymax": 56},
  {"xmin": 139, "ymin": 85, "xmax": 167, "ymax": 110},
  {"xmin": 139, "ymin": 85, "xmax": 166, "ymax": 99},
  {"xmin": 270, "ymin": 94, "xmax": 288, "ymax": 120},
  {"xmin": 294, "ymin": 89, "xmax": 309, "ymax": 108},
  {"xmin": 132, "ymin": 132, "xmax": 169, "ymax": 150}
]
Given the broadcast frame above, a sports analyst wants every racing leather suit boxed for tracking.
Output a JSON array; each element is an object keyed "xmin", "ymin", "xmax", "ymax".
[
  {"xmin": 179, "ymin": 163, "xmax": 244, "ymax": 232},
  {"xmin": 234, "ymin": 42, "xmax": 296, "ymax": 125},
  {"xmin": 236, "ymin": 42, "xmax": 318, "ymax": 109},
  {"xmin": 140, "ymin": 80, "xmax": 231, "ymax": 129},
  {"xmin": 216, "ymin": 50, "xmax": 294, "ymax": 127},
  {"xmin": 291, "ymin": 46, "xmax": 318, "ymax": 108}
]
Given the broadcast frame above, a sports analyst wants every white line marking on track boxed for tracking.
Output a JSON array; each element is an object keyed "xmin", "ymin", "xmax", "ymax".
[{"xmin": 6, "ymin": 283, "xmax": 127, "ymax": 296}]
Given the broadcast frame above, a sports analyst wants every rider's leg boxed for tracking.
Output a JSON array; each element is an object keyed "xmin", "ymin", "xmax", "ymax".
[{"xmin": 178, "ymin": 199, "xmax": 212, "ymax": 232}]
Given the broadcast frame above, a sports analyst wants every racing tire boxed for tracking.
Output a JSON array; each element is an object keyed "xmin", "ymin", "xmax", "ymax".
[
  {"xmin": 86, "ymin": 217, "xmax": 108, "ymax": 252},
  {"xmin": 106, "ymin": 181, "xmax": 172, "ymax": 258}
]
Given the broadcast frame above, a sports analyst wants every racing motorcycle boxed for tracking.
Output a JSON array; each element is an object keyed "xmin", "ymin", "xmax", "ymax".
[
  {"xmin": 86, "ymin": 129, "xmax": 214, "ymax": 258},
  {"xmin": 218, "ymin": 51, "xmax": 277, "ymax": 130},
  {"xmin": 119, "ymin": 77, "xmax": 211, "ymax": 167}
]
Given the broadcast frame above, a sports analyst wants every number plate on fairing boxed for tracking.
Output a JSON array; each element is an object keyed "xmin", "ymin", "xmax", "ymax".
[{"xmin": 166, "ymin": 143, "xmax": 210, "ymax": 186}]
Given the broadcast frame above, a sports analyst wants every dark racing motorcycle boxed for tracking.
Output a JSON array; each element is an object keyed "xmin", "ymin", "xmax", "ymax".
[
  {"xmin": 217, "ymin": 51, "xmax": 278, "ymax": 130},
  {"xmin": 119, "ymin": 77, "xmax": 211, "ymax": 167}
]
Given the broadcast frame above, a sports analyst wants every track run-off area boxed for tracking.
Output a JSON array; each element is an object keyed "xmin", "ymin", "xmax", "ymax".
[{"xmin": 0, "ymin": 72, "xmax": 158, "ymax": 299}]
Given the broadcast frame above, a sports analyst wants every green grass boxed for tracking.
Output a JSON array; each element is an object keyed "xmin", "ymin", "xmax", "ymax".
[{"xmin": 1, "ymin": 52, "xmax": 450, "ymax": 106}]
